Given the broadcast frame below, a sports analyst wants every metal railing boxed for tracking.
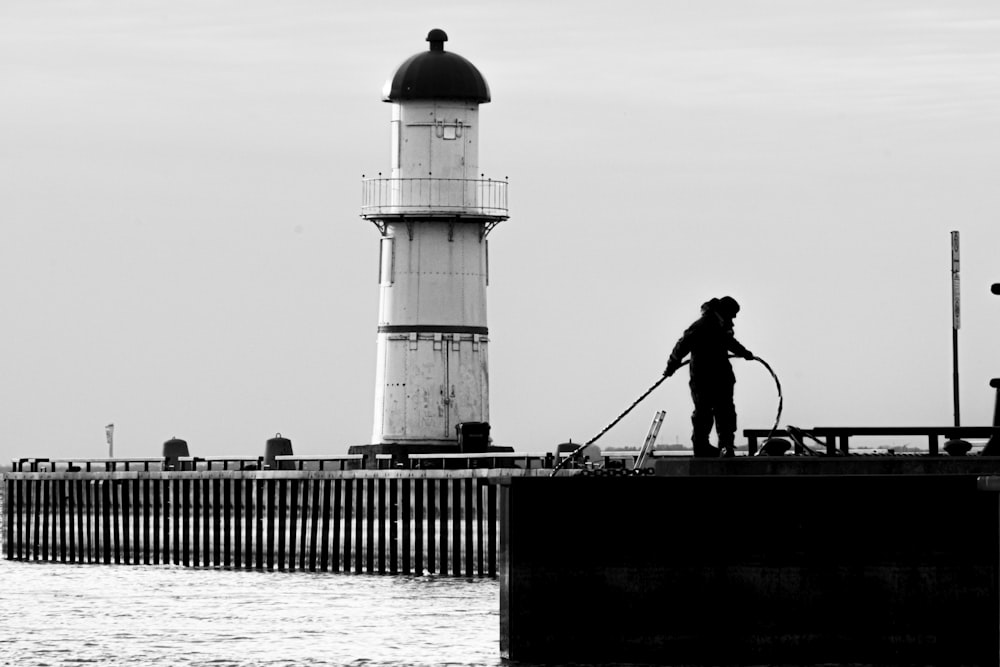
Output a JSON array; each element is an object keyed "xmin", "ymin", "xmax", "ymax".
[
  {"xmin": 742, "ymin": 426, "xmax": 999, "ymax": 456},
  {"xmin": 360, "ymin": 177, "xmax": 508, "ymax": 219}
]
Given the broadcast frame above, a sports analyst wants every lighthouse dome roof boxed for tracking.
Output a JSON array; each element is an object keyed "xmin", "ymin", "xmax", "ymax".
[{"xmin": 382, "ymin": 29, "xmax": 491, "ymax": 104}]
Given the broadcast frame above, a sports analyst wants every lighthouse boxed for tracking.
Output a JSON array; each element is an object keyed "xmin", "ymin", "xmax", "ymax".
[{"xmin": 360, "ymin": 30, "xmax": 508, "ymax": 451}]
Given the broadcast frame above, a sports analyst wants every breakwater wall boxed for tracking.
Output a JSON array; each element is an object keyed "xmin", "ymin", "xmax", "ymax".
[
  {"xmin": 3, "ymin": 469, "xmax": 545, "ymax": 577},
  {"xmin": 500, "ymin": 459, "xmax": 1000, "ymax": 665}
]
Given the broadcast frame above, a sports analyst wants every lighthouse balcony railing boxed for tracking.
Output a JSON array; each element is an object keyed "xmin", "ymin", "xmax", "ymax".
[{"xmin": 360, "ymin": 177, "xmax": 508, "ymax": 219}]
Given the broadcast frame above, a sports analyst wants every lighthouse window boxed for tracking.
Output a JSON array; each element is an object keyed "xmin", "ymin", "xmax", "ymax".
[{"xmin": 379, "ymin": 237, "xmax": 395, "ymax": 285}]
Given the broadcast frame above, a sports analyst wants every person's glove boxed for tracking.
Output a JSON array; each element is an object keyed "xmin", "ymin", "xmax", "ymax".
[
  {"xmin": 663, "ymin": 364, "xmax": 678, "ymax": 377},
  {"xmin": 743, "ymin": 351, "xmax": 755, "ymax": 361}
]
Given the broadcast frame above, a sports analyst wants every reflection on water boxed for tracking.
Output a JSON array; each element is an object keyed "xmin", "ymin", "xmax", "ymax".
[{"xmin": 0, "ymin": 559, "xmax": 502, "ymax": 666}]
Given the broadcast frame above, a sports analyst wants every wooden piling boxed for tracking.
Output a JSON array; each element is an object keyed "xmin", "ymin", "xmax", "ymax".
[
  {"xmin": 216, "ymin": 478, "xmax": 224, "ymax": 568},
  {"xmin": 439, "ymin": 479, "xmax": 449, "ymax": 576},
  {"xmin": 332, "ymin": 478, "xmax": 344, "ymax": 572},
  {"xmin": 366, "ymin": 478, "xmax": 375, "ymax": 574},
  {"xmin": 148, "ymin": 479, "xmax": 157, "ymax": 565},
  {"xmin": 424, "ymin": 478, "xmax": 434, "ymax": 574},
  {"xmin": 2, "ymin": 468, "xmax": 543, "ymax": 577},
  {"xmin": 201, "ymin": 478, "xmax": 210, "ymax": 567},
  {"xmin": 352, "ymin": 478, "xmax": 362, "ymax": 574},
  {"xmin": 40, "ymin": 479, "xmax": 50, "ymax": 561},
  {"xmin": 401, "ymin": 478, "xmax": 411, "ymax": 575},
  {"xmin": 308, "ymin": 479, "xmax": 320, "ymax": 572},
  {"xmin": 74, "ymin": 479, "xmax": 85, "ymax": 564},
  {"xmin": 112, "ymin": 480, "xmax": 122, "ymax": 565}
]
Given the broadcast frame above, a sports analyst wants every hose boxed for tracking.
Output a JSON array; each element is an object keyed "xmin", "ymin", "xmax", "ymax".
[{"xmin": 549, "ymin": 355, "xmax": 783, "ymax": 476}]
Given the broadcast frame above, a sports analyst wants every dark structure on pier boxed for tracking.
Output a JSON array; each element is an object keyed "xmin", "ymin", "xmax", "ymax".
[{"xmin": 500, "ymin": 456, "xmax": 1000, "ymax": 666}]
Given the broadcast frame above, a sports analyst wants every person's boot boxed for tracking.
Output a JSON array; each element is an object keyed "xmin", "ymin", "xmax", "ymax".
[
  {"xmin": 693, "ymin": 443, "xmax": 720, "ymax": 458},
  {"xmin": 719, "ymin": 446, "xmax": 736, "ymax": 458}
]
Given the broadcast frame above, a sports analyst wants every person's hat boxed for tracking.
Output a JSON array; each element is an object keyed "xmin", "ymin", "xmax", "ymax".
[{"xmin": 717, "ymin": 296, "xmax": 740, "ymax": 318}]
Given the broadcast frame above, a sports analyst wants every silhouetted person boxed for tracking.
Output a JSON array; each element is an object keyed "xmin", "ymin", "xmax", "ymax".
[{"xmin": 664, "ymin": 296, "xmax": 754, "ymax": 458}]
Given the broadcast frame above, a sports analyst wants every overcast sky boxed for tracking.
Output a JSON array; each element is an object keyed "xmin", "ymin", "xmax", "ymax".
[{"xmin": 2, "ymin": 0, "xmax": 998, "ymax": 462}]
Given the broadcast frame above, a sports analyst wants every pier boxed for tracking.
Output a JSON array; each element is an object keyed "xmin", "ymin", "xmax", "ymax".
[
  {"xmin": 3, "ymin": 454, "xmax": 552, "ymax": 577},
  {"xmin": 499, "ymin": 453, "xmax": 1000, "ymax": 666}
]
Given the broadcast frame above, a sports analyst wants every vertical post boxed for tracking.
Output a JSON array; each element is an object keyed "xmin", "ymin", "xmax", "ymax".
[
  {"xmin": 58, "ymin": 479, "xmax": 67, "ymax": 562},
  {"xmin": 951, "ymin": 231, "xmax": 961, "ymax": 426},
  {"xmin": 389, "ymin": 477, "xmax": 399, "ymax": 575},
  {"xmin": 309, "ymin": 479, "xmax": 320, "ymax": 572},
  {"xmin": 106, "ymin": 423, "xmax": 114, "ymax": 458},
  {"xmin": 59, "ymin": 479, "xmax": 69, "ymax": 563},
  {"xmin": 320, "ymin": 479, "xmax": 332, "ymax": 572},
  {"xmin": 162, "ymin": 479, "xmax": 171, "ymax": 565},
  {"xmin": 119, "ymin": 479, "xmax": 129, "ymax": 565},
  {"xmin": 415, "ymin": 478, "xmax": 425, "ymax": 575},
  {"xmin": 297, "ymin": 480, "xmax": 308, "ymax": 571},
  {"xmin": 41, "ymin": 479, "xmax": 51, "ymax": 561},
  {"xmin": 285, "ymin": 479, "xmax": 296, "ymax": 571},
  {"xmin": 131, "ymin": 479, "xmax": 140, "ymax": 565},
  {"xmin": 270, "ymin": 479, "xmax": 281, "ymax": 571},
  {"xmin": 334, "ymin": 478, "xmax": 345, "ymax": 572},
  {"xmin": 231, "ymin": 478, "xmax": 242, "ymax": 569},
  {"xmin": 254, "ymin": 479, "xmax": 263, "ymax": 569},
  {"xmin": 439, "ymin": 479, "xmax": 449, "ymax": 576},
  {"xmin": 453, "ymin": 477, "xmax": 463, "ymax": 576},
  {"xmin": 101, "ymin": 480, "xmax": 113, "ymax": 564},
  {"xmin": 235, "ymin": 477, "xmax": 245, "ymax": 569},
  {"xmin": 75, "ymin": 480, "xmax": 85, "ymax": 563},
  {"xmin": 241, "ymin": 478, "xmax": 251, "ymax": 569},
  {"xmin": 172, "ymin": 478, "xmax": 182, "ymax": 565},
  {"xmin": 4, "ymin": 479, "xmax": 14, "ymax": 560},
  {"xmin": 201, "ymin": 478, "xmax": 211, "ymax": 566},
  {"xmin": 213, "ymin": 478, "xmax": 222, "ymax": 568},
  {"xmin": 488, "ymin": 480, "xmax": 498, "ymax": 578},
  {"xmin": 281, "ymin": 479, "xmax": 292, "ymax": 571},
  {"xmin": 377, "ymin": 477, "xmax": 386, "ymax": 574},
  {"xmin": 87, "ymin": 480, "xmax": 96, "ymax": 563},
  {"xmin": 298, "ymin": 478, "xmax": 309, "ymax": 569},
  {"xmin": 147, "ymin": 479, "xmax": 155, "ymax": 565},
  {"xmin": 32, "ymin": 480, "xmax": 41, "ymax": 560},
  {"xmin": 465, "ymin": 477, "xmax": 474, "ymax": 577},
  {"xmin": 477, "ymin": 479, "xmax": 486, "ymax": 577},
  {"xmin": 401, "ymin": 477, "xmax": 411, "ymax": 575},
  {"xmin": 112, "ymin": 480, "xmax": 122, "ymax": 565},
  {"xmin": 426, "ymin": 479, "xmax": 435, "ymax": 574},
  {"xmin": 366, "ymin": 478, "xmax": 376, "ymax": 574},
  {"xmin": 182, "ymin": 479, "xmax": 192, "ymax": 567},
  {"xmin": 354, "ymin": 478, "xmax": 364, "ymax": 574},
  {"xmin": 191, "ymin": 478, "xmax": 201, "ymax": 567}
]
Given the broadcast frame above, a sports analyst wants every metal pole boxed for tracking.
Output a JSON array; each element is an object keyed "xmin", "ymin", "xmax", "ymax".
[
  {"xmin": 106, "ymin": 423, "xmax": 114, "ymax": 459},
  {"xmin": 952, "ymin": 329, "xmax": 960, "ymax": 426},
  {"xmin": 950, "ymin": 232, "xmax": 960, "ymax": 427}
]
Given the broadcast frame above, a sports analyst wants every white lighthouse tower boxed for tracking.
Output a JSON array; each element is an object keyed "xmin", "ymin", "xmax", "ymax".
[{"xmin": 360, "ymin": 29, "xmax": 508, "ymax": 451}]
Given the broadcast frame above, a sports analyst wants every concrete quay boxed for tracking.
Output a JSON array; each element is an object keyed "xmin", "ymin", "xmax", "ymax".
[{"xmin": 500, "ymin": 458, "xmax": 1000, "ymax": 665}]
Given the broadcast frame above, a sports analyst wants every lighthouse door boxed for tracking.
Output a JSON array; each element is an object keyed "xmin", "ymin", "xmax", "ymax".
[
  {"xmin": 404, "ymin": 335, "xmax": 451, "ymax": 440},
  {"xmin": 445, "ymin": 335, "xmax": 488, "ymax": 436}
]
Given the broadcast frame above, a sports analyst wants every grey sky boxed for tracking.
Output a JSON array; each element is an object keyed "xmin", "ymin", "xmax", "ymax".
[{"xmin": 2, "ymin": 0, "xmax": 998, "ymax": 461}]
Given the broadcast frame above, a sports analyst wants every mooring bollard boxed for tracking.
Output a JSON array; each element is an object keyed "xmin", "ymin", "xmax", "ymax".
[
  {"xmin": 162, "ymin": 437, "xmax": 189, "ymax": 470},
  {"xmin": 264, "ymin": 433, "xmax": 293, "ymax": 470}
]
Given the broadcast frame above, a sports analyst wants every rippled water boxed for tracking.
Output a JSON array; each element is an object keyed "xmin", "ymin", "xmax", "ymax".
[{"xmin": 0, "ymin": 559, "xmax": 503, "ymax": 666}]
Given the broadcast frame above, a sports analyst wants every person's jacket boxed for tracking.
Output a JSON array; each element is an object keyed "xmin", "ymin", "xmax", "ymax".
[{"xmin": 665, "ymin": 311, "xmax": 751, "ymax": 383}]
